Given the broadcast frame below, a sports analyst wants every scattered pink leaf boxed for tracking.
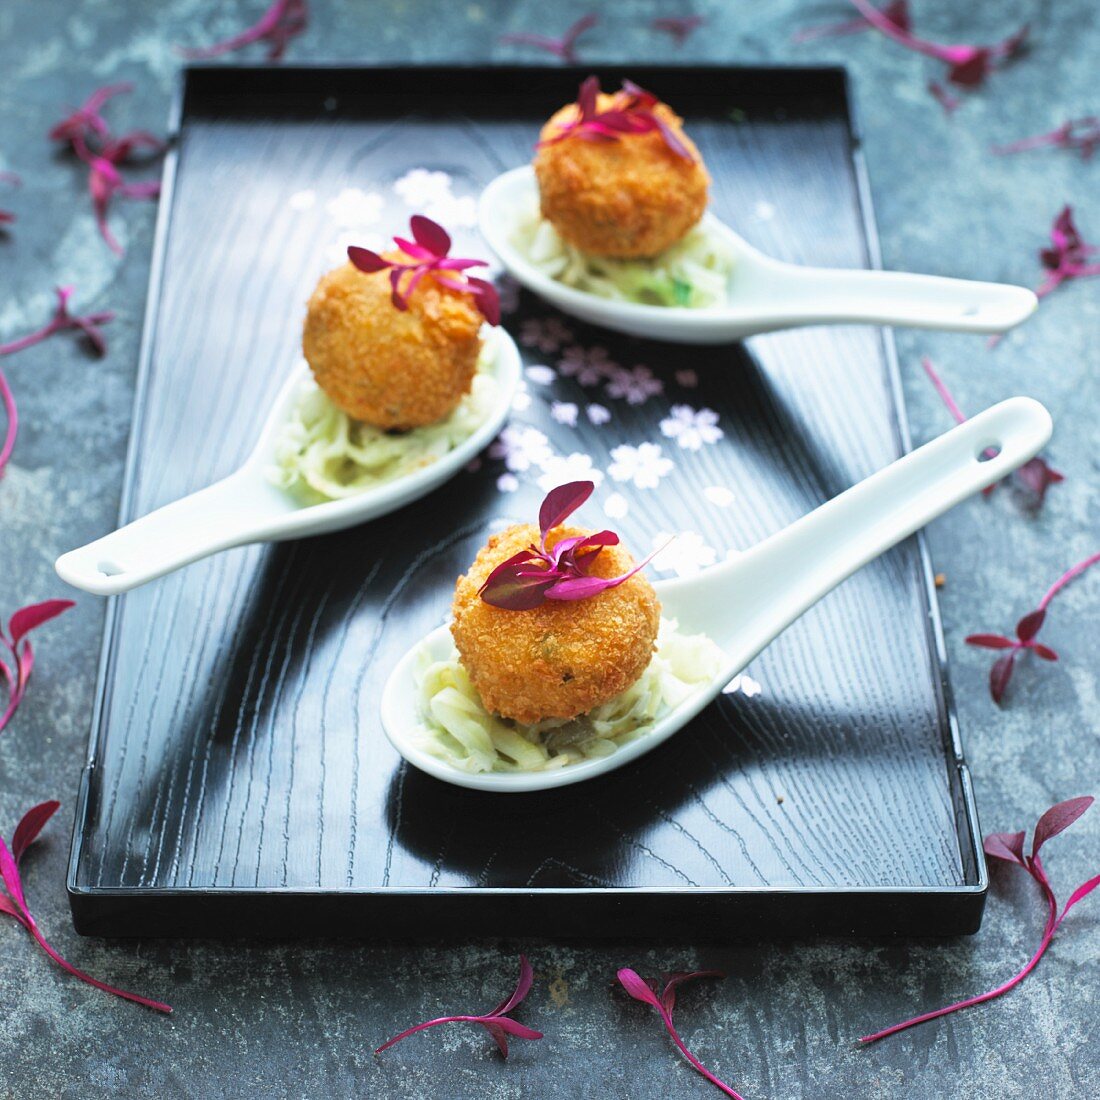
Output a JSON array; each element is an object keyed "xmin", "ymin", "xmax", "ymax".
[
  {"xmin": 180, "ymin": 0, "xmax": 309, "ymax": 62},
  {"xmin": 965, "ymin": 551, "xmax": 1100, "ymax": 704},
  {"xmin": 860, "ymin": 797, "xmax": 1096, "ymax": 1043},
  {"xmin": 0, "ymin": 286, "xmax": 115, "ymax": 360},
  {"xmin": 0, "ymin": 599, "xmax": 74, "ymax": 733},
  {"xmin": 651, "ymin": 16, "xmax": 705, "ymax": 45},
  {"xmin": 846, "ymin": 0, "xmax": 1027, "ymax": 87},
  {"xmin": 919, "ymin": 357, "xmax": 1063, "ymax": 508},
  {"xmin": 49, "ymin": 86, "xmax": 165, "ymax": 254},
  {"xmin": 1, "ymin": 801, "xmax": 172, "ymax": 1012},
  {"xmin": 479, "ymin": 480, "xmax": 665, "ymax": 610},
  {"xmin": 793, "ymin": 0, "xmax": 909, "ymax": 43},
  {"xmin": 348, "ymin": 215, "xmax": 500, "ymax": 324},
  {"xmin": 537, "ymin": 76, "xmax": 695, "ymax": 161},
  {"xmin": 499, "ymin": 13, "xmax": 597, "ymax": 63},
  {"xmin": 617, "ymin": 968, "xmax": 742, "ymax": 1098},
  {"xmin": 0, "ymin": 366, "xmax": 17, "ymax": 480},
  {"xmin": 48, "ymin": 84, "xmax": 133, "ymax": 153},
  {"xmin": 993, "ymin": 118, "xmax": 1100, "ymax": 161},
  {"xmin": 1035, "ymin": 204, "xmax": 1100, "ymax": 299},
  {"xmin": 375, "ymin": 954, "xmax": 542, "ymax": 1058}
]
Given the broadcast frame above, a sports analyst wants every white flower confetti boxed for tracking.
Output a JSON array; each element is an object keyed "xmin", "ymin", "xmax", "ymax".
[
  {"xmin": 608, "ymin": 442, "xmax": 674, "ymax": 490},
  {"xmin": 551, "ymin": 401, "xmax": 579, "ymax": 427},
  {"xmin": 424, "ymin": 193, "xmax": 478, "ymax": 228},
  {"xmin": 606, "ymin": 364, "xmax": 664, "ymax": 405},
  {"xmin": 675, "ymin": 368, "xmax": 698, "ymax": 389},
  {"xmin": 525, "ymin": 365, "xmax": 556, "ymax": 386},
  {"xmin": 660, "ymin": 404, "xmax": 724, "ymax": 450},
  {"xmin": 537, "ymin": 452, "xmax": 604, "ymax": 491},
  {"xmin": 754, "ymin": 200, "xmax": 776, "ymax": 221},
  {"xmin": 496, "ymin": 472, "xmax": 519, "ymax": 493},
  {"xmin": 650, "ymin": 530, "xmax": 717, "ymax": 577},
  {"xmin": 703, "ymin": 486, "xmax": 735, "ymax": 508},
  {"xmin": 325, "ymin": 187, "xmax": 384, "ymax": 228},
  {"xmin": 490, "ymin": 425, "xmax": 552, "ymax": 472},
  {"xmin": 586, "ymin": 404, "xmax": 611, "ymax": 426},
  {"xmin": 393, "ymin": 168, "xmax": 453, "ymax": 206},
  {"xmin": 603, "ymin": 492, "xmax": 629, "ymax": 519}
]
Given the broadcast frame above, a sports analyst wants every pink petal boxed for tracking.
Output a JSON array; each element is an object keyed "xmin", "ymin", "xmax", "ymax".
[
  {"xmin": 990, "ymin": 651, "xmax": 1015, "ymax": 703},
  {"xmin": 11, "ymin": 800, "xmax": 61, "ymax": 861},
  {"xmin": 347, "ymin": 246, "xmax": 389, "ymax": 273},
  {"xmin": 409, "ymin": 214, "xmax": 451, "ymax": 258},
  {"xmin": 9, "ymin": 599, "xmax": 75, "ymax": 647},
  {"xmin": 1032, "ymin": 797, "xmax": 1094, "ymax": 858},
  {"xmin": 1015, "ymin": 608, "xmax": 1046, "ymax": 642},
  {"xmin": 539, "ymin": 480, "xmax": 594, "ymax": 537},
  {"xmin": 983, "ymin": 830, "xmax": 1026, "ymax": 864},
  {"xmin": 965, "ymin": 634, "xmax": 1016, "ymax": 650}
]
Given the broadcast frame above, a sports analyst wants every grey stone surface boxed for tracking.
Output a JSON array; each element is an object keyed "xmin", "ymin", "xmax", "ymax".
[{"xmin": 0, "ymin": 1, "xmax": 1096, "ymax": 1097}]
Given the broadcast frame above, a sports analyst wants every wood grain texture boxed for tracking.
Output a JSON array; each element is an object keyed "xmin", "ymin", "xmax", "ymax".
[{"xmin": 70, "ymin": 67, "xmax": 980, "ymax": 933}]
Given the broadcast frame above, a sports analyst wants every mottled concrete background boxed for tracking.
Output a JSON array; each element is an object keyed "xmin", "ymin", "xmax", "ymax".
[{"xmin": 0, "ymin": 2, "xmax": 1096, "ymax": 1097}]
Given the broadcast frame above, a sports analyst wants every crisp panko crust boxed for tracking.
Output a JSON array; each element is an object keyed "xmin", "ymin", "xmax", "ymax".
[
  {"xmin": 451, "ymin": 523, "xmax": 662, "ymax": 724},
  {"xmin": 533, "ymin": 93, "xmax": 709, "ymax": 259},
  {"xmin": 302, "ymin": 258, "xmax": 482, "ymax": 430}
]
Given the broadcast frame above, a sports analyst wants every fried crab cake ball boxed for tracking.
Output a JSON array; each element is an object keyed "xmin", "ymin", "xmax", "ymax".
[
  {"xmin": 302, "ymin": 258, "xmax": 482, "ymax": 431},
  {"xmin": 451, "ymin": 524, "xmax": 662, "ymax": 724},
  {"xmin": 534, "ymin": 91, "xmax": 709, "ymax": 259}
]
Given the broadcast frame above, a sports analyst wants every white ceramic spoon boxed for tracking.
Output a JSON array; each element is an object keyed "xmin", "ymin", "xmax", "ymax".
[
  {"xmin": 480, "ymin": 167, "xmax": 1038, "ymax": 345},
  {"xmin": 55, "ymin": 330, "xmax": 523, "ymax": 596},
  {"xmin": 382, "ymin": 396, "xmax": 1051, "ymax": 793}
]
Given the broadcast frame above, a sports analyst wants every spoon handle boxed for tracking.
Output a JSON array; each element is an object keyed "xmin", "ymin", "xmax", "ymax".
[
  {"xmin": 777, "ymin": 264, "xmax": 1038, "ymax": 334},
  {"xmin": 681, "ymin": 398, "xmax": 1052, "ymax": 669},
  {"xmin": 55, "ymin": 471, "xmax": 265, "ymax": 596}
]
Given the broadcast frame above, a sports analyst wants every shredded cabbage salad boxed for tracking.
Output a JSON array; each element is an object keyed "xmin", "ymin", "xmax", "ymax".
[
  {"xmin": 514, "ymin": 206, "xmax": 734, "ymax": 309},
  {"xmin": 412, "ymin": 619, "xmax": 725, "ymax": 774},
  {"xmin": 269, "ymin": 337, "xmax": 497, "ymax": 504}
]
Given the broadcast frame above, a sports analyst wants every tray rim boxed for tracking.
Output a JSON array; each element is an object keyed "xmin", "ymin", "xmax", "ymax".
[{"xmin": 67, "ymin": 61, "xmax": 988, "ymax": 931}]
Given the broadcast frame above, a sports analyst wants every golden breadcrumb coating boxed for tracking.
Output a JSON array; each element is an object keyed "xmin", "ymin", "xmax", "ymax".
[
  {"xmin": 534, "ymin": 92, "xmax": 709, "ymax": 259},
  {"xmin": 450, "ymin": 523, "xmax": 662, "ymax": 724},
  {"xmin": 302, "ymin": 258, "xmax": 482, "ymax": 430}
]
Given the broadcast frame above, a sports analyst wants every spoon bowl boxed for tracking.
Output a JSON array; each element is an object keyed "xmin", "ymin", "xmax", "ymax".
[
  {"xmin": 480, "ymin": 167, "xmax": 1038, "ymax": 345},
  {"xmin": 55, "ymin": 329, "xmax": 522, "ymax": 596},
  {"xmin": 382, "ymin": 396, "xmax": 1052, "ymax": 792}
]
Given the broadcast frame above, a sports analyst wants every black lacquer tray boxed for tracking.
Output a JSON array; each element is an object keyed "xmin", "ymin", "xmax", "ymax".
[{"xmin": 67, "ymin": 64, "xmax": 986, "ymax": 938}]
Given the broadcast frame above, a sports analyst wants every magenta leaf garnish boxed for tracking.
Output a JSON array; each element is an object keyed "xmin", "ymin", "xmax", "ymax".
[
  {"xmin": 835, "ymin": 1, "xmax": 1027, "ymax": 92},
  {"xmin": 965, "ymin": 552, "xmax": 1099, "ymax": 704},
  {"xmin": 860, "ymin": 797, "xmax": 1097, "ymax": 1044},
  {"xmin": 993, "ymin": 117, "xmax": 1100, "ymax": 161},
  {"xmin": 793, "ymin": 0, "xmax": 909, "ymax": 42},
  {"xmin": 180, "ymin": 0, "xmax": 308, "ymax": 61},
  {"xmin": 1034, "ymin": 204, "xmax": 1100, "ymax": 299},
  {"xmin": 651, "ymin": 15, "xmax": 705, "ymax": 44},
  {"xmin": 1, "ymin": 800, "xmax": 172, "ymax": 1013},
  {"xmin": 919, "ymin": 357, "xmax": 1063, "ymax": 508},
  {"xmin": 0, "ymin": 599, "xmax": 74, "ymax": 733},
  {"xmin": 0, "ymin": 287, "xmax": 113, "ymax": 482},
  {"xmin": 538, "ymin": 76, "xmax": 695, "ymax": 161},
  {"xmin": 0, "ymin": 286, "xmax": 115, "ymax": 360},
  {"xmin": 48, "ymin": 83, "xmax": 133, "ymax": 152},
  {"xmin": 49, "ymin": 85, "xmax": 164, "ymax": 254},
  {"xmin": 375, "ymin": 954, "xmax": 541, "ymax": 1058},
  {"xmin": 499, "ymin": 13, "xmax": 597, "ymax": 63},
  {"xmin": 479, "ymin": 480, "xmax": 665, "ymax": 611},
  {"xmin": 617, "ymin": 968, "xmax": 742, "ymax": 1098},
  {"xmin": 347, "ymin": 215, "xmax": 500, "ymax": 324}
]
